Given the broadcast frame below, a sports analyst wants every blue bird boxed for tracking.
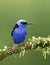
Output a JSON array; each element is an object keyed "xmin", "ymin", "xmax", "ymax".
[{"xmin": 11, "ymin": 20, "xmax": 31, "ymax": 50}]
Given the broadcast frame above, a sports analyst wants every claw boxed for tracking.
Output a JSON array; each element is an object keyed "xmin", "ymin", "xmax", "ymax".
[
  {"xmin": 23, "ymin": 42, "xmax": 27, "ymax": 48},
  {"xmin": 12, "ymin": 44, "xmax": 18, "ymax": 51}
]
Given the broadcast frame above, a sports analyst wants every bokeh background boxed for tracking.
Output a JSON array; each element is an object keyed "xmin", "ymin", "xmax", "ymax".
[{"xmin": 0, "ymin": 0, "xmax": 50, "ymax": 65}]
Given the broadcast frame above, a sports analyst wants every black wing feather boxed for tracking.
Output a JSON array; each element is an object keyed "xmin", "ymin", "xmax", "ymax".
[{"xmin": 11, "ymin": 24, "xmax": 19, "ymax": 36}]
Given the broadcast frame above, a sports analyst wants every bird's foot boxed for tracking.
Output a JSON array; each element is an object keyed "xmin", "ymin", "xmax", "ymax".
[
  {"xmin": 12, "ymin": 44, "xmax": 18, "ymax": 51},
  {"xmin": 23, "ymin": 42, "xmax": 27, "ymax": 48}
]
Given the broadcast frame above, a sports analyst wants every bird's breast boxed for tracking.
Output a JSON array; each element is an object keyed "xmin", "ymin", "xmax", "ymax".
[
  {"xmin": 14, "ymin": 28, "xmax": 26, "ymax": 34},
  {"xmin": 12, "ymin": 28, "xmax": 26, "ymax": 43}
]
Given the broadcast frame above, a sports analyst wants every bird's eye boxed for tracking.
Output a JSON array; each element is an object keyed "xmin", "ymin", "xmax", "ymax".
[{"xmin": 21, "ymin": 22, "xmax": 27, "ymax": 25}]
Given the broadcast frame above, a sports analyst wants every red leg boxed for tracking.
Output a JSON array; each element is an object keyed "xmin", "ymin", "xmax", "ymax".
[
  {"xmin": 12, "ymin": 44, "xmax": 18, "ymax": 51},
  {"xmin": 23, "ymin": 42, "xmax": 27, "ymax": 48}
]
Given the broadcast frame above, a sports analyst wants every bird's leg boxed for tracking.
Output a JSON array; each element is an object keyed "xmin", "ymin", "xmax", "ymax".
[
  {"xmin": 12, "ymin": 44, "xmax": 18, "ymax": 51},
  {"xmin": 23, "ymin": 42, "xmax": 27, "ymax": 48}
]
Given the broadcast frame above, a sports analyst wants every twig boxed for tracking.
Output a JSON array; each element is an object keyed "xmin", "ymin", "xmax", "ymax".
[{"xmin": 0, "ymin": 36, "xmax": 50, "ymax": 61}]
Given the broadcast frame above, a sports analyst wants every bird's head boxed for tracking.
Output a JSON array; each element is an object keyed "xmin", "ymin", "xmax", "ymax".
[{"xmin": 16, "ymin": 20, "xmax": 32, "ymax": 29}]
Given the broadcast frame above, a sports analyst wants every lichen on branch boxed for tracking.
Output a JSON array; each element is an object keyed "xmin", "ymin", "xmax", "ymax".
[{"xmin": 0, "ymin": 36, "xmax": 50, "ymax": 61}]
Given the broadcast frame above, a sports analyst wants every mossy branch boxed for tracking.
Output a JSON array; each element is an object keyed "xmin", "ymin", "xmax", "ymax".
[{"xmin": 0, "ymin": 36, "xmax": 50, "ymax": 61}]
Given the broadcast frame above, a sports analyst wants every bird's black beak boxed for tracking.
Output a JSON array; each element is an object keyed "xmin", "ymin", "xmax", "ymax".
[{"xmin": 27, "ymin": 22, "xmax": 32, "ymax": 25}]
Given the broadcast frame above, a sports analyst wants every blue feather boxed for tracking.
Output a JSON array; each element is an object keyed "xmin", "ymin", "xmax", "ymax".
[{"xmin": 11, "ymin": 20, "xmax": 27, "ymax": 44}]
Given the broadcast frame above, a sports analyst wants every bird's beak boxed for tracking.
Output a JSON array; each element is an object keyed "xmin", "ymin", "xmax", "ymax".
[{"xmin": 27, "ymin": 22, "xmax": 32, "ymax": 25}]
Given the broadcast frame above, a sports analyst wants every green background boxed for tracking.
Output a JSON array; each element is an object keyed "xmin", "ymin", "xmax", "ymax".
[{"xmin": 0, "ymin": 0, "xmax": 50, "ymax": 65}]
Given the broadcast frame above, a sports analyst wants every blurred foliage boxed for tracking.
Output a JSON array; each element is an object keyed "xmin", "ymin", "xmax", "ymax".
[{"xmin": 0, "ymin": 36, "xmax": 50, "ymax": 61}]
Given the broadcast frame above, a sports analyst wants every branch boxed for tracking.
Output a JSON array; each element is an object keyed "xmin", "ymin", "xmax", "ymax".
[{"xmin": 0, "ymin": 36, "xmax": 50, "ymax": 61}]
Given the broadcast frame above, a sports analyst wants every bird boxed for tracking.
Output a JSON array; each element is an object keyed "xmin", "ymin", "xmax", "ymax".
[{"xmin": 11, "ymin": 20, "xmax": 31, "ymax": 50}]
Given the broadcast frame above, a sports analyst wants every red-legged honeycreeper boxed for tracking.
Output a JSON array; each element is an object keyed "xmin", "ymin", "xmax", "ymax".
[{"xmin": 11, "ymin": 20, "xmax": 32, "ymax": 50}]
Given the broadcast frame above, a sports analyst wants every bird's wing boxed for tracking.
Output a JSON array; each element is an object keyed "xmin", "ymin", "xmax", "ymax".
[
  {"xmin": 11, "ymin": 30, "xmax": 14, "ymax": 36},
  {"xmin": 11, "ymin": 24, "xmax": 19, "ymax": 36},
  {"xmin": 25, "ymin": 31, "xmax": 27, "ymax": 35}
]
